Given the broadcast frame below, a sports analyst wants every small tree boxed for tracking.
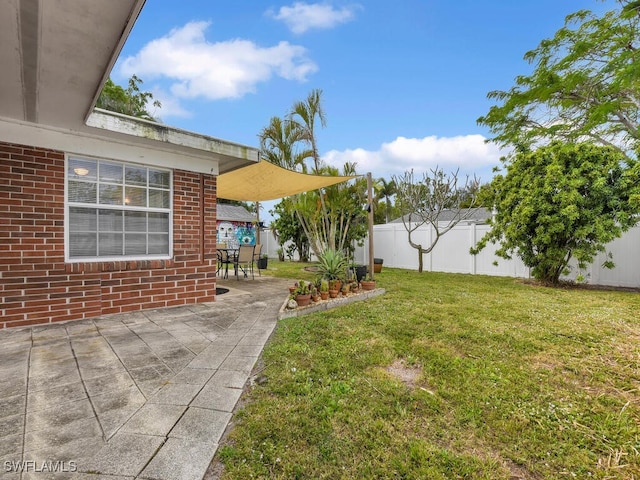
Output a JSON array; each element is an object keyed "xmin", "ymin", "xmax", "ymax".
[
  {"xmin": 393, "ymin": 167, "xmax": 481, "ymax": 273},
  {"xmin": 269, "ymin": 199, "xmax": 310, "ymax": 262},
  {"xmin": 97, "ymin": 75, "xmax": 161, "ymax": 121},
  {"xmin": 471, "ymin": 142, "xmax": 640, "ymax": 285}
]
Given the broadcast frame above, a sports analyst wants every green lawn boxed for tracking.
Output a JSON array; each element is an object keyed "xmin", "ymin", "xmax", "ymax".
[{"xmin": 218, "ymin": 261, "xmax": 640, "ymax": 479}]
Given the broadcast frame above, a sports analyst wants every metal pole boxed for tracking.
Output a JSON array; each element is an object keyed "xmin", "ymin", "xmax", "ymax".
[
  {"xmin": 256, "ymin": 201, "xmax": 261, "ymax": 245},
  {"xmin": 367, "ymin": 172, "xmax": 374, "ymax": 280}
]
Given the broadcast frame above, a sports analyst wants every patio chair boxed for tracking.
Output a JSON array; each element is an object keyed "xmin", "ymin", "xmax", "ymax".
[
  {"xmin": 234, "ymin": 244, "xmax": 255, "ymax": 280},
  {"xmin": 253, "ymin": 243, "xmax": 262, "ymax": 276},
  {"xmin": 217, "ymin": 243, "xmax": 233, "ymax": 279}
]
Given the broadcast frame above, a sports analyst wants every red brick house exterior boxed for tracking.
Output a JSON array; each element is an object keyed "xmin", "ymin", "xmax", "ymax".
[
  {"xmin": 0, "ymin": 1, "xmax": 259, "ymax": 328},
  {"xmin": 0, "ymin": 141, "xmax": 220, "ymax": 328}
]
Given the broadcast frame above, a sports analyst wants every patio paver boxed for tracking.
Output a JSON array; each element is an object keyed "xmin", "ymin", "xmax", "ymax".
[{"xmin": 0, "ymin": 277, "xmax": 290, "ymax": 480}]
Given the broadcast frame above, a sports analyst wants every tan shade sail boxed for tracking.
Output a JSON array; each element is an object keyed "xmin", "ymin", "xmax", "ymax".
[{"xmin": 217, "ymin": 160, "xmax": 358, "ymax": 201}]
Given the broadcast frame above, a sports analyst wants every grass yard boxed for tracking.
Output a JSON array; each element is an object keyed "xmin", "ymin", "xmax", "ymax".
[{"xmin": 217, "ymin": 261, "xmax": 640, "ymax": 479}]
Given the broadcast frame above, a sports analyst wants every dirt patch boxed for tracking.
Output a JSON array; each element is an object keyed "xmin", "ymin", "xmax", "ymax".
[
  {"xmin": 519, "ymin": 278, "xmax": 640, "ymax": 294},
  {"xmin": 386, "ymin": 359, "xmax": 422, "ymax": 389}
]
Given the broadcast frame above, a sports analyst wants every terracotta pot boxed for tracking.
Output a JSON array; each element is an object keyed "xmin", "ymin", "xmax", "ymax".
[
  {"xmin": 295, "ymin": 294, "xmax": 312, "ymax": 307},
  {"xmin": 361, "ymin": 281, "xmax": 376, "ymax": 291},
  {"xmin": 328, "ymin": 289, "xmax": 339, "ymax": 298},
  {"xmin": 312, "ymin": 295, "xmax": 320, "ymax": 302},
  {"xmin": 289, "ymin": 286, "xmax": 296, "ymax": 294},
  {"xmin": 320, "ymin": 291, "xmax": 329, "ymax": 300}
]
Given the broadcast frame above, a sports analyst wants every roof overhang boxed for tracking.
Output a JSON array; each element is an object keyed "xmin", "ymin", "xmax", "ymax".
[{"xmin": 0, "ymin": 0, "xmax": 258, "ymax": 174}]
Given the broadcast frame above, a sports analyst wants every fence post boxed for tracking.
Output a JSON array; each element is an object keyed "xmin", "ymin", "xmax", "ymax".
[{"xmin": 470, "ymin": 222, "xmax": 476, "ymax": 275}]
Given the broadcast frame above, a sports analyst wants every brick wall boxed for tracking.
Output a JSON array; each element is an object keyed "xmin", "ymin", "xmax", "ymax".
[{"xmin": 0, "ymin": 141, "xmax": 217, "ymax": 328}]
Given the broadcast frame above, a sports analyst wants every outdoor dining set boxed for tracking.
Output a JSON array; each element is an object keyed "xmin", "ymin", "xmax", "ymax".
[{"xmin": 217, "ymin": 242, "xmax": 262, "ymax": 280}]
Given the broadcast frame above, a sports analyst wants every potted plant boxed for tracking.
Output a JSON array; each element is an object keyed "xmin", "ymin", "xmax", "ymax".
[
  {"xmin": 257, "ymin": 254, "xmax": 268, "ymax": 270},
  {"xmin": 329, "ymin": 279, "xmax": 341, "ymax": 295},
  {"xmin": 341, "ymin": 282, "xmax": 350, "ymax": 296},
  {"xmin": 319, "ymin": 279, "xmax": 329, "ymax": 300},
  {"xmin": 293, "ymin": 280, "xmax": 312, "ymax": 307},
  {"xmin": 361, "ymin": 274, "xmax": 376, "ymax": 291},
  {"xmin": 311, "ymin": 285, "xmax": 320, "ymax": 302},
  {"xmin": 316, "ymin": 249, "xmax": 347, "ymax": 287}
]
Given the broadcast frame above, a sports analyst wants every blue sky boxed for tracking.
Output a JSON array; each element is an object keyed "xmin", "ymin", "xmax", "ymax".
[{"xmin": 112, "ymin": 0, "xmax": 611, "ymax": 214}]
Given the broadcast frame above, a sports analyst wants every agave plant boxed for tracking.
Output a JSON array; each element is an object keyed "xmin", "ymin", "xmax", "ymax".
[{"xmin": 316, "ymin": 248, "xmax": 347, "ymax": 281}]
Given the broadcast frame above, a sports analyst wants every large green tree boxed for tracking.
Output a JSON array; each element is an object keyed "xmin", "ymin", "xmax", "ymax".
[
  {"xmin": 293, "ymin": 163, "xmax": 368, "ymax": 258},
  {"xmin": 471, "ymin": 142, "xmax": 640, "ymax": 285},
  {"xmin": 291, "ymin": 88, "xmax": 326, "ymax": 172},
  {"xmin": 260, "ymin": 90, "xmax": 368, "ymax": 258},
  {"xmin": 478, "ymin": 1, "xmax": 640, "ymax": 158},
  {"xmin": 259, "ymin": 116, "xmax": 310, "ymax": 171},
  {"xmin": 97, "ymin": 75, "xmax": 161, "ymax": 121},
  {"xmin": 373, "ymin": 178, "xmax": 398, "ymax": 224}
]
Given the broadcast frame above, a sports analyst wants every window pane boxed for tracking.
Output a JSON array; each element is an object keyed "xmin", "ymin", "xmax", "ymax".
[
  {"xmin": 148, "ymin": 234, "xmax": 169, "ymax": 254},
  {"xmin": 99, "ymin": 162, "xmax": 123, "ymax": 183},
  {"xmin": 148, "ymin": 212, "xmax": 169, "ymax": 233},
  {"xmin": 149, "ymin": 189, "xmax": 170, "ymax": 208},
  {"xmin": 125, "ymin": 234, "xmax": 147, "ymax": 255},
  {"xmin": 125, "ymin": 211, "xmax": 147, "ymax": 232},
  {"xmin": 98, "ymin": 233, "xmax": 123, "ymax": 256},
  {"xmin": 68, "ymin": 158, "xmax": 97, "ymax": 181},
  {"xmin": 67, "ymin": 158, "xmax": 171, "ymax": 260},
  {"xmin": 69, "ymin": 207, "xmax": 97, "ymax": 231},
  {"xmin": 125, "ymin": 186, "xmax": 146, "ymax": 207},
  {"xmin": 68, "ymin": 181, "xmax": 97, "ymax": 203},
  {"xmin": 149, "ymin": 170, "xmax": 170, "ymax": 188},
  {"xmin": 98, "ymin": 209, "xmax": 123, "ymax": 232},
  {"xmin": 125, "ymin": 166, "xmax": 147, "ymax": 186},
  {"xmin": 69, "ymin": 232, "xmax": 97, "ymax": 257},
  {"xmin": 99, "ymin": 184, "xmax": 123, "ymax": 205}
]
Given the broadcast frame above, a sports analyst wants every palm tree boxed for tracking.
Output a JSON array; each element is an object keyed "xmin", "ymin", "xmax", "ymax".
[
  {"xmin": 376, "ymin": 178, "xmax": 397, "ymax": 223},
  {"xmin": 291, "ymin": 89, "xmax": 326, "ymax": 172},
  {"xmin": 258, "ymin": 116, "xmax": 311, "ymax": 171}
]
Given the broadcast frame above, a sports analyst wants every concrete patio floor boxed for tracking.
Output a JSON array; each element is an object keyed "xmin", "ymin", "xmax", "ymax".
[{"xmin": 0, "ymin": 276, "xmax": 291, "ymax": 480}]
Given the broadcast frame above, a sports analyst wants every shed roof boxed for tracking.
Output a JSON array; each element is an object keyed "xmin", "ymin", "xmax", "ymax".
[
  {"xmin": 217, "ymin": 204, "xmax": 257, "ymax": 223},
  {"xmin": 390, "ymin": 207, "xmax": 492, "ymax": 225}
]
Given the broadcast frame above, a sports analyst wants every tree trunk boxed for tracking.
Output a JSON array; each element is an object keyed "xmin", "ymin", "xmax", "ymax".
[{"xmin": 418, "ymin": 247, "xmax": 424, "ymax": 273}]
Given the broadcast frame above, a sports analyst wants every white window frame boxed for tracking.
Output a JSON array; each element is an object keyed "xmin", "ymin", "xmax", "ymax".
[{"xmin": 64, "ymin": 154, "xmax": 173, "ymax": 263}]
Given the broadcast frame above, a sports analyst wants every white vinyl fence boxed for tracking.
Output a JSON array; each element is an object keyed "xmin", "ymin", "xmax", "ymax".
[
  {"xmin": 262, "ymin": 224, "xmax": 640, "ymax": 288},
  {"xmin": 353, "ymin": 223, "xmax": 640, "ymax": 289}
]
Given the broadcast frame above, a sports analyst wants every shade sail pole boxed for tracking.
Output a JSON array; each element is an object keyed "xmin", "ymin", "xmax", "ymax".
[
  {"xmin": 367, "ymin": 172, "xmax": 374, "ymax": 280},
  {"xmin": 256, "ymin": 201, "xmax": 261, "ymax": 245}
]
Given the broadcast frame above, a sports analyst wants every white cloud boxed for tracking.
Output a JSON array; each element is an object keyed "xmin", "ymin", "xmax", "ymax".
[
  {"xmin": 267, "ymin": 2, "xmax": 360, "ymax": 34},
  {"xmin": 118, "ymin": 21, "xmax": 318, "ymax": 102},
  {"xmin": 322, "ymin": 134, "xmax": 506, "ymax": 181},
  {"xmin": 149, "ymin": 87, "xmax": 192, "ymax": 119}
]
